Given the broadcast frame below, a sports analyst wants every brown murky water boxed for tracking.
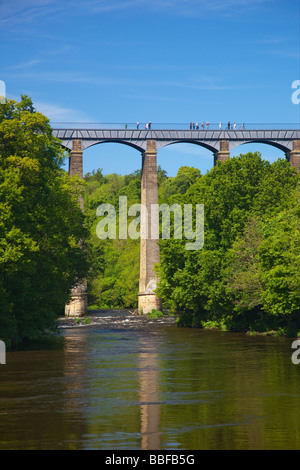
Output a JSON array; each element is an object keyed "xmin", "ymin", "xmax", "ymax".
[{"xmin": 0, "ymin": 310, "xmax": 299, "ymax": 450}]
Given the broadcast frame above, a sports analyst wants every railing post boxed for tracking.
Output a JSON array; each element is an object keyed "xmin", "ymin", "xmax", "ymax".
[
  {"xmin": 65, "ymin": 139, "xmax": 88, "ymax": 317},
  {"xmin": 138, "ymin": 140, "xmax": 162, "ymax": 314}
]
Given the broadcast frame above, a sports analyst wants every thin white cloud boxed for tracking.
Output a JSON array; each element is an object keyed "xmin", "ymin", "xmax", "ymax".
[
  {"xmin": 6, "ymin": 70, "xmax": 97, "ymax": 84},
  {"xmin": 4, "ymin": 91, "xmax": 93, "ymax": 122},
  {"xmin": 250, "ymin": 37, "xmax": 286, "ymax": 45},
  {"xmin": 162, "ymin": 142, "xmax": 212, "ymax": 156},
  {"xmin": 7, "ymin": 59, "xmax": 42, "ymax": 70},
  {"xmin": 5, "ymin": 69, "xmax": 248, "ymax": 92},
  {"xmin": 34, "ymin": 100, "xmax": 93, "ymax": 122},
  {"xmin": 0, "ymin": 0, "xmax": 273, "ymax": 28},
  {"xmin": 162, "ymin": 80, "xmax": 248, "ymax": 91},
  {"xmin": 0, "ymin": 0, "xmax": 60, "ymax": 27},
  {"xmin": 87, "ymin": 0, "xmax": 272, "ymax": 15},
  {"xmin": 265, "ymin": 49, "xmax": 300, "ymax": 59}
]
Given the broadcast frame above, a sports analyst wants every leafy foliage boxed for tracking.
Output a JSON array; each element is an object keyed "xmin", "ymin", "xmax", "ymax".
[
  {"xmin": 84, "ymin": 164, "xmax": 200, "ymax": 309},
  {"xmin": 85, "ymin": 153, "xmax": 300, "ymax": 335},
  {"xmin": 155, "ymin": 152, "xmax": 300, "ymax": 334},
  {"xmin": 0, "ymin": 96, "xmax": 88, "ymax": 345}
]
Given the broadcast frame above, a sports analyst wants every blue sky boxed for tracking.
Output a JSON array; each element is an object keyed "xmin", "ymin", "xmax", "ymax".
[{"xmin": 1, "ymin": 0, "xmax": 299, "ymax": 176}]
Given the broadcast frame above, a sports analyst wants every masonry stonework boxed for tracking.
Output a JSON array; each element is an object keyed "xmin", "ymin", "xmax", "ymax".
[
  {"xmin": 214, "ymin": 139, "xmax": 230, "ymax": 165},
  {"xmin": 138, "ymin": 140, "xmax": 162, "ymax": 313},
  {"xmin": 288, "ymin": 140, "xmax": 300, "ymax": 172},
  {"xmin": 65, "ymin": 139, "xmax": 88, "ymax": 317},
  {"xmin": 65, "ymin": 279, "xmax": 88, "ymax": 317}
]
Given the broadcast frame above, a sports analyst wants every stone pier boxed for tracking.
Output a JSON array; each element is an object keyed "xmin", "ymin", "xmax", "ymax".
[
  {"xmin": 68, "ymin": 139, "xmax": 84, "ymax": 210},
  {"xmin": 287, "ymin": 140, "xmax": 300, "ymax": 172},
  {"xmin": 214, "ymin": 139, "xmax": 230, "ymax": 165},
  {"xmin": 65, "ymin": 139, "xmax": 88, "ymax": 317},
  {"xmin": 138, "ymin": 140, "xmax": 162, "ymax": 313}
]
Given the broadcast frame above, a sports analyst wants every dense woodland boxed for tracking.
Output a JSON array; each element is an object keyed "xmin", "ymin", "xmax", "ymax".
[
  {"xmin": 83, "ymin": 164, "xmax": 200, "ymax": 310},
  {"xmin": 2, "ymin": 96, "xmax": 300, "ymax": 345},
  {"xmin": 85, "ymin": 153, "xmax": 300, "ymax": 336}
]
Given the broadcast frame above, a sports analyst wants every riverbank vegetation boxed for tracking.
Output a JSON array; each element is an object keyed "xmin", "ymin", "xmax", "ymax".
[
  {"xmin": 156, "ymin": 153, "xmax": 300, "ymax": 336},
  {"xmin": 83, "ymin": 165, "xmax": 201, "ymax": 309},
  {"xmin": 0, "ymin": 97, "xmax": 88, "ymax": 345},
  {"xmin": 85, "ymin": 153, "xmax": 300, "ymax": 336}
]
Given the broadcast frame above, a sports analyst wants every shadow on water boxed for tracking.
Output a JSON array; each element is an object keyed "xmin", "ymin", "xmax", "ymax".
[{"xmin": 0, "ymin": 309, "xmax": 300, "ymax": 450}]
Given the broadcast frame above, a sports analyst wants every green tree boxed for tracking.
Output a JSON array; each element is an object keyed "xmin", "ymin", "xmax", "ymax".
[
  {"xmin": 84, "ymin": 168, "xmax": 142, "ymax": 308},
  {"xmin": 156, "ymin": 153, "xmax": 300, "ymax": 330},
  {"xmin": 159, "ymin": 166, "xmax": 201, "ymax": 201},
  {"xmin": 226, "ymin": 190, "xmax": 300, "ymax": 334},
  {"xmin": 0, "ymin": 96, "xmax": 88, "ymax": 345},
  {"xmin": 225, "ymin": 217, "xmax": 265, "ymax": 330}
]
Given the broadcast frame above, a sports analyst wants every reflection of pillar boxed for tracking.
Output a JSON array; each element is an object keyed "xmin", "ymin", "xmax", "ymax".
[
  {"xmin": 138, "ymin": 140, "xmax": 162, "ymax": 314},
  {"xmin": 139, "ymin": 341, "xmax": 161, "ymax": 450},
  {"xmin": 65, "ymin": 139, "xmax": 88, "ymax": 317},
  {"xmin": 287, "ymin": 140, "xmax": 300, "ymax": 172},
  {"xmin": 214, "ymin": 139, "xmax": 230, "ymax": 165},
  {"xmin": 62, "ymin": 333, "xmax": 88, "ymax": 446}
]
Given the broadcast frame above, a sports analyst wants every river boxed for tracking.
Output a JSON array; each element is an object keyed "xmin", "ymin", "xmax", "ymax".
[{"xmin": 0, "ymin": 309, "xmax": 299, "ymax": 450}]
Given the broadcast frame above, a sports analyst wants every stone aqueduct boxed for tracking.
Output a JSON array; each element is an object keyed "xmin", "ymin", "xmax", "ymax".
[{"xmin": 51, "ymin": 127, "xmax": 300, "ymax": 316}]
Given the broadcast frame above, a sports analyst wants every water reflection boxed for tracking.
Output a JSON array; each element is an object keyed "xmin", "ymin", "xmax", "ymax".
[
  {"xmin": 60, "ymin": 332, "xmax": 89, "ymax": 448},
  {"xmin": 0, "ymin": 335, "xmax": 88, "ymax": 449},
  {"xmin": 1, "ymin": 311, "xmax": 300, "ymax": 449},
  {"xmin": 138, "ymin": 339, "xmax": 161, "ymax": 450}
]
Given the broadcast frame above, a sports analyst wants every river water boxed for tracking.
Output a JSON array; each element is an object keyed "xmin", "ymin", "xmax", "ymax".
[{"xmin": 0, "ymin": 309, "xmax": 300, "ymax": 450}]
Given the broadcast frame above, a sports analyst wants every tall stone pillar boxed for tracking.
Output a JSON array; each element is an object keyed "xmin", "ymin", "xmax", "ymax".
[
  {"xmin": 287, "ymin": 140, "xmax": 300, "ymax": 172},
  {"xmin": 138, "ymin": 140, "xmax": 162, "ymax": 314},
  {"xmin": 65, "ymin": 139, "xmax": 88, "ymax": 317},
  {"xmin": 68, "ymin": 139, "xmax": 84, "ymax": 210},
  {"xmin": 214, "ymin": 139, "xmax": 230, "ymax": 165}
]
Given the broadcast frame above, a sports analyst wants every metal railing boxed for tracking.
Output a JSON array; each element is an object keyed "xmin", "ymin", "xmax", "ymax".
[{"xmin": 51, "ymin": 122, "xmax": 300, "ymax": 130}]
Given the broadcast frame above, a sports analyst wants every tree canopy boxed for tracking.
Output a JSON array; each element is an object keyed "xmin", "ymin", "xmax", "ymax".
[
  {"xmin": 0, "ymin": 96, "xmax": 88, "ymax": 345},
  {"xmin": 156, "ymin": 152, "xmax": 300, "ymax": 335},
  {"xmin": 84, "ymin": 153, "xmax": 300, "ymax": 336}
]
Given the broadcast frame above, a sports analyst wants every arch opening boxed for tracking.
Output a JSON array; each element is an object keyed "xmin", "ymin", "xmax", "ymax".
[
  {"xmin": 62, "ymin": 141, "xmax": 142, "ymax": 177},
  {"xmin": 161, "ymin": 139, "xmax": 218, "ymax": 154},
  {"xmin": 231, "ymin": 141, "xmax": 288, "ymax": 164},
  {"xmin": 158, "ymin": 141, "xmax": 214, "ymax": 177},
  {"xmin": 84, "ymin": 139, "xmax": 144, "ymax": 153}
]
